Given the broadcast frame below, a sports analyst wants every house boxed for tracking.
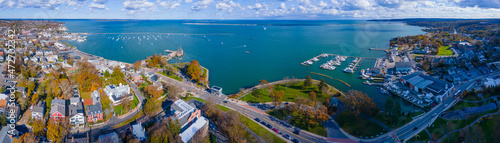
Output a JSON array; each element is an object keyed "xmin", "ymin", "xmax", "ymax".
[
  {"xmin": 31, "ymin": 101, "xmax": 45, "ymax": 120},
  {"xmin": 171, "ymin": 100, "xmax": 208, "ymax": 143},
  {"xmin": 0, "ymin": 126, "xmax": 13, "ymax": 143},
  {"xmin": 96, "ymin": 65, "xmax": 112, "ymax": 74},
  {"xmin": 395, "ymin": 62, "xmax": 413, "ymax": 73},
  {"xmin": 400, "ymin": 72, "xmax": 454, "ymax": 103},
  {"xmin": 86, "ymin": 104, "xmax": 103, "ymax": 123},
  {"xmin": 131, "ymin": 123, "xmax": 147, "ymax": 141},
  {"xmin": 104, "ymin": 84, "xmax": 132, "ymax": 106},
  {"xmin": 145, "ymin": 72, "xmax": 158, "ymax": 83},
  {"xmin": 91, "ymin": 90, "xmax": 101, "ymax": 105},
  {"xmin": 0, "ymin": 94, "xmax": 7, "ymax": 115},
  {"xmin": 66, "ymin": 133, "xmax": 89, "ymax": 143},
  {"xmin": 98, "ymin": 132, "xmax": 120, "ymax": 143},
  {"xmin": 130, "ymin": 73, "xmax": 143, "ymax": 83},
  {"xmin": 50, "ymin": 99, "xmax": 66, "ymax": 121},
  {"xmin": 6, "ymin": 105, "xmax": 20, "ymax": 123},
  {"xmin": 69, "ymin": 98, "xmax": 85, "ymax": 127},
  {"xmin": 483, "ymin": 78, "xmax": 500, "ymax": 88}
]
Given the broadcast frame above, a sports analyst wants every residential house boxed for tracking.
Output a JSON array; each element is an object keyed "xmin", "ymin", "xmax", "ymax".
[
  {"xmin": 31, "ymin": 101, "xmax": 45, "ymax": 120},
  {"xmin": 86, "ymin": 104, "xmax": 103, "ymax": 123},
  {"xmin": 0, "ymin": 94, "xmax": 7, "ymax": 115},
  {"xmin": 98, "ymin": 132, "xmax": 120, "ymax": 143},
  {"xmin": 91, "ymin": 90, "xmax": 101, "ymax": 105},
  {"xmin": 171, "ymin": 100, "xmax": 208, "ymax": 143},
  {"xmin": 131, "ymin": 123, "xmax": 147, "ymax": 141},
  {"xmin": 104, "ymin": 84, "xmax": 132, "ymax": 106},
  {"xmin": 130, "ymin": 73, "xmax": 143, "ymax": 83},
  {"xmin": 69, "ymin": 97, "xmax": 85, "ymax": 127},
  {"xmin": 144, "ymin": 72, "xmax": 158, "ymax": 83},
  {"xmin": 400, "ymin": 72, "xmax": 454, "ymax": 103},
  {"xmin": 50, "ymin": 99, "xmax": 66, "ymax": 121}
]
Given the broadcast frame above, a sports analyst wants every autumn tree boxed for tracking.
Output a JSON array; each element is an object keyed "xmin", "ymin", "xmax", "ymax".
[
  {"xmin": 144, "ymin": 84, "xmax": 164, "ymax": 99},
  {"xmin": 47, "ymin": 119, "xmax": 66, "ymax": 143},
  {"xmin": 13, "ymin": 133, "xmax": 38, "ymax": 143},
  {"xmin": 166, "ymin": 84, "xmax": 181, "ymax": 99},
  {"xmin": 308, "ymin": 91, "xmax": 316, "ymax": 101},
  {"xmin": 186, "ymin": 60, "xmax": 202, "ymax": 82},
  {"xmin": 133, "ymin": 60, "xmax": 141, "ymax": 71},
  {"xmin": 270, "ymin": 90, "xmax": 284, "ymax": 108},
  {"xmin": 220, "ymin": 111, "xmax": 246, "ymax": 143},
  {"xmin": 259, "ymin": 79, "xmax": 272, "ymax": 91},
  {"xmin": 143, "ymin": 98, "xmax": 161, "ymax": 117},
  {"xmin": 73, "ymin": 61, "xmax": 101, "ymax": 92},
  {"xmin": 340, "ymin": 90, "xmax": 379, "ymax": 116},
  {"xmin": 121, "ymin": 96, "xmax": 132, "ymax": 112},
  {"xmin": 32, "ymin": 119, "xmax": 46, "ymax": 136},
  {"xmin": 147, "ymin": 117, "xmax": 182, "ymax": 143},
  {"xmin": 304, "ymin": 75, "xmax": 312, "ymax": 87}
]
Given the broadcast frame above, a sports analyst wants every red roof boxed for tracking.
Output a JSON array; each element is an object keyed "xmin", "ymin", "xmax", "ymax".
[{"xmin": 83, "ymin": 99, "xmax": 93, "ymax": 106}]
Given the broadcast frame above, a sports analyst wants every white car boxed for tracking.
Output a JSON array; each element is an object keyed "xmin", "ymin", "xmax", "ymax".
[{"xmin": 432, "ymin": 113, "xmax": 437, "ymax": 116}]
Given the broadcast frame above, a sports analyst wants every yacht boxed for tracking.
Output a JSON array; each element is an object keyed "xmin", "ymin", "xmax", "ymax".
[
  {"xmin": 343, "ymin": 67, "xmax": 354, "ymax": 73},
  {"xmin": 312, "ymin": 57, "xmax": 319, "ymax": 62},
  {"xmin": 328, "ymin": 66, "xmax": 336, "ymax": 71},
  {"xmin": 320, "ymin": 54, "xmax": 328, "ymax": 58},
  {"xmin": 334, "ymin": 61, "xmax": 341, "ymax": 66},
  {"xmin": 305, "ymin": 61, "xmax": 313, "ymax": 65}
]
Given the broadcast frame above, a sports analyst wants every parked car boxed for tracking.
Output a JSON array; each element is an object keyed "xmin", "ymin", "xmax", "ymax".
[
  {"xmin": 283, "ymin": 134, "xmax": 292, "ymax": 140},
  {"xmin": 272, "ymin": 128, "xmax": 279, "ymax": 133},
  {"xmin": 413, "ymin": 127, "xmax": 418, "ymax": 130},
  {"xmin": 291, "ymin": 138, "xmax": 299, "ymax": 143},
  {"xmin": 293, "ymin": 129, "xmax": 300, "ymax": 135},
  {"xmin": 255, "ymin": 118, "xmax": 260, "ymax": 122}
]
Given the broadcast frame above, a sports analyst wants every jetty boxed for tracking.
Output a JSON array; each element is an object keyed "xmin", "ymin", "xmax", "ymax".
[
  {"xmin": 352, "ymin": 57, "xmax": 363, "ymax": 71},
  {"xmin": 164, "ymin": 45, "xmax": 184, "ymax": 59},
  {"xmin": 335, "ymin": 79, "xmax": 351, "ymax": 87},
  {"xmin": 369, "ymin": 48, "xmax": 389, "ymax": 52},
  {"xmin": 310, "ymin": 72, "xmax": 333, "ymax": 79},
  {"xmin": 302, "ymin": 53, "xmax": 377, "ymax": 66},
  {"xmin": 363, "ymin": 81, "xmax": 384, "ymax": 86}
]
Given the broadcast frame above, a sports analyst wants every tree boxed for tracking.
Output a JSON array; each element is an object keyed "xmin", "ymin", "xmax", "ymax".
[
  {"xmin": 13, "ymin": 133, "xmax": 38, "ymax": 143},
  {"xmin": 133, "ymin": 60, "xmax": 141, "ymax": 71},
  {"xmin": 144, "ymin": 98, "xmax": 161, "ymax": 117},
  {"xmin": 308, "ymin": 91, "xmax": 316, "ymax": 101},
  {"xmin": 144, "ymin": 84, "xmax": 164, "ymax": 99},
  {"xmin": 0, "ymin": 113, "xmax": 6, "ymax": 126},
  {"xmin": 304, "ymin": 75, "xmax": 312, "ymax": 87},
  {"xmin": 47, "ymin": 119, "xmax": 64, "ymax": 143},
  {"xmin": 186, "ymin": 60, "xmax": 202, "ymax": 82},
  {"xmin": 318, "ymin": 78, "xmax": 327, "ymax": 93},
  {"xmin": 339, "ymin": 90, "xmax": 379, "ymax": 116},
  {"xmin": 259, "ymin": 79, "xmax": 272, "ymax": 91},
  {"xmin": 165, "ymin": 84, "xmax": 181, "ymax": 99},
  {"xmin": 147, "ymin": 117, "xmax": 182, "ymax": 143},
  {"xmin": 104, "ymin": 70, "xmax": 110, "ymax": 77},
  {"xmin": 220, "ymin": 111, "xmax": 246, "ymax": 143},
  {"xmin": 121, "ymin": 96, "xmax": 132, "ymax": 112},
  {"xmin": 270, "ymin": 90, "xmax": 284, "ymax": 108},
  {"xmin": 67, "ymin": 58, "xmax": 74, "ymax": 66},
  {"xmin": 32, "ymin": 119, "xmax": 46, "ymax": 136}
]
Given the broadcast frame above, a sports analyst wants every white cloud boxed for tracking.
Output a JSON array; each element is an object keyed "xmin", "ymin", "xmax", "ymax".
[
  {"xmin": 280, "ymin": 2, "xmax": 287, "ymax": 9},
  {"xmin": 159, "ymin": 0, "xmax": 181, "ymax": 10},
  {"xmin": 216, "ymin": 1, "xmax": 241, "ymax": 12},
  {"xmin": 88, "ymin": 2, "xmax": 109, "ymax": 11},
  {"xmin": 185, "ymin": 0, "xmax": 193, "ymax": 3},
  {"xmin": 93, "ymin": 0, "xmax": 108, "ymax": 4},
  {"xmin": 122, "ymin": 0, "xmax": 156, "ymax": 14},
  {"xmin": 247, "ymin": 3, "xmax": 267, "ymax": 11},
  {"xmin": 191, "ymin": 0, "xmax": 214, "ymax": 11}
]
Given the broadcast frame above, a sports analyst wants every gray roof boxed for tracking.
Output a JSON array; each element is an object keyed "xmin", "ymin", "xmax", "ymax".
[
  {"xmin": 70, "ymin": 97, "xmax": 81, "ymax": 105},
  {"xmin": 69, "ymin": 102, "xmax": 84, "ymax": 117},
  {"xmin": 98, "ymin": 132, "xmax": 120, "ymax": 143},
  {"xmin": 87, "ymin": 104, "xmax": 103, "ymax": 116},
  {"xmin": 32, "ymin": 102, "xmax": 45, "ymax": 114},
  {"xmin": 50, "ymin": 99, "xmax": 66, "ymax": 116},
  {"xmin": 401, "ymin": 72, "xmax": 453, "ymax": 96},
  {"xmin": 171, "ymin": 100, "xmax": 197, "ymax": 127},
  {"xmin": 0, "ymin": 126, "xmax": 12, "ymax": 143},
  {"xmin": 395, "ymin": 62, "xmax": 412, "ymax": 68}
]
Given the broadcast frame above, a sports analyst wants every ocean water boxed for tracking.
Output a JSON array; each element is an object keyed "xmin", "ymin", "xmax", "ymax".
[{"xmin": 60, "ymin": 20, "xmax": 425, "ymax": 110}]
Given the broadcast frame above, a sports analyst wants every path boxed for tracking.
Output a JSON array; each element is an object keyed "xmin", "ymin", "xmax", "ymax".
[{"xmin": 360, "ymin": 113, "xmax": 393, "ymax": 132}]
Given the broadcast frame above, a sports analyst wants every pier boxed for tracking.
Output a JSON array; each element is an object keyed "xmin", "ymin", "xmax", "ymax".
[
  {"xmin": 369, "ymin": 48, "xmax": 389, "ymax": 52},
  {"xmin": 302, "ymin": 53, "xmax": 378, "ymax": 66},
  {"xmin": 352, "ymin": 57, "xmax": 363, "ymax": 71}
]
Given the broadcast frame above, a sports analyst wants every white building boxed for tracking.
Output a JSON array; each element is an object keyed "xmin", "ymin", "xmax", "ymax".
[{"xmin": 104, "ymin": 83, "xmax": 132, "ymax": 105}]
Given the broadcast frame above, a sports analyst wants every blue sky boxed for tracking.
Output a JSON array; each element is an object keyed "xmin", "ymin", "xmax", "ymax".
[{"xmin": 0, "ymin": 0, "xmax": 500, "ymax": 19}]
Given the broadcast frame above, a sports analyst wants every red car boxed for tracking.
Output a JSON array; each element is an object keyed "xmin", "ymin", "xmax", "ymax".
[{"xmin": 272, "ymin": 128, "xmax": 279, "ymax": 133}]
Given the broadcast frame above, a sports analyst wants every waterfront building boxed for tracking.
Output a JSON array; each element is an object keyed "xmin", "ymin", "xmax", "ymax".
[
  {"xmin": 399, "ymin": 72, "xmax": 454, "ymax": 103},
  {"xmin": 210, "ymin": 86, "xmax": 223, "ymax": 96},
  {"xmin": 395, "ymin": 62, "xmax": 413, "ymax": 73}
]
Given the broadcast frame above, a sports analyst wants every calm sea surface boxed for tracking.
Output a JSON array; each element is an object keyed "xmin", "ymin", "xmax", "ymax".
[{"xmin": 60, "ymin": 20, "xmax": 425, "ymax": 110}]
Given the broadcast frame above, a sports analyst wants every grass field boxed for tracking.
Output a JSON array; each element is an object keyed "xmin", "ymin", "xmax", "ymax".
[
  {"xmin": 409, "ymin": 130, "xmax": 431, "ymax": 142},
  {"xmin": 437, "ymin": 46, "xmax": 453, "ymax": 56},
  {"xmin": 158, "ymin": 72, "xmax": 182, "ymax": 81},
  {"xmin": 81, "ymin": 91, "xmax": 91, "ymax": 99},
  {"xmin": 335, "ymin": 111, "xmax": 386, "ymax": 137},
  {"xmin": 114, "ymin": 95, "xmax": 139, "ymax": 116},
  {"xmin": 239, "ymin": 113, "xmax": 287, "ymax": 143},
  {"xmin": 241, "ymin": 81, "xmax": 337, "ymax": 104}
]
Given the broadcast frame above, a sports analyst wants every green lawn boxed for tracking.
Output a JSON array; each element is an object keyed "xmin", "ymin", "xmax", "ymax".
[
  {"xmin": 412, "ymin": 111, "xmax": 425, "ymax": 117},
  {"xmin": 409, "ymin": 130, "xmax": 431, "ymax": 142},
  {"xmin": 477, "ymin": 114, "xmax": 499, "ymax": 142},
  {"xmin": 241, "ymin": 81, "xmax": 336, "ymax": 104},
  {"xmin": 335, "ymin": 111, "xmax": 386, "ymax": 137},
  {"xmin": 268, "ymin": 108, "xmax": 327, "ymax": 137},
  {"xmin": 115, "ymin": 110, "xmax": 143, "ymax": 127},
  {"xmin": 158, "ymin": 72, "xmax": 182, "ymax": 81},
  {"xmin": 240, "ymin": 114, "xmax": 287, "ymax": 143},
  {"xmin": 374, "ymin": 112, "xmax": 412, "ymax": 129},
  {"xmin": 81, "ymin": 91, "xmax": 92, "ymax": 99},
  {"xmin": 217, "ymin": 105, "xmax": 230, "ymax": 112},
  {"xmin": 437, "ymin": 46, "xmax": 453, "ymax": 55},
  {"xmin": 426, "ymin": 117, "xmax": 447, "ymax": 140},
  {"xmin": 114, "ymin": 95, "xmax": 140, "ymax": 116},
  {"xmin": 181, "ymin": 96, "xmax": 205, "ymax": 102}
]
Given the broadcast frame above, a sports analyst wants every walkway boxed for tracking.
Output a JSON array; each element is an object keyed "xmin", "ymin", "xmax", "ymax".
[{"xmin": 441, "ymin": 103, "xmax": 497, "ymax": 120}]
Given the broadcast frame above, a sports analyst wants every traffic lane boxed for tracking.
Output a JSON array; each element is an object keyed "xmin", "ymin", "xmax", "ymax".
[{"xmin": 223, "ymin": 103, "xmax": 323, "ymax": 143}]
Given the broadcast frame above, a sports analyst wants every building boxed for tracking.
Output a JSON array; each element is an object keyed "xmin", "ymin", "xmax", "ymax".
[
  {"xmin": 31, "ymin": 101, "xmax": 45, "ymax": 120},
  {"xmin": 0, "ymin": 94, "xmax": 7, "ymax": 115},
  {"xmin": 69, "ymin": 98, "xmax": 85, "ymax": 127},
  {"xmin": 86, "ymin": 104, "xmax": 103, "ymax": 123},
  {"xmin": 395, "ymin": 62, "xmax": 413, "ymax": 73},
  {"xmin": 400, "ymin": 72, "xmax": 454, "ymax": 103},
  {"xmin": 130, "ymin": 73, "xmax": 143, "ymax": 83},
  {"xmin": 131, "ymin": 123, "xmax": 147, "ymax": 141},
  {"xmin": 170, "ymin": 100, "xmax": 208, "ymax": 143},
  {"xmin": 483, "ymin": 78, "xmax": 500, "ymax": 88},
  {"xmin": 144, "ymin": 72, "xmax": 158, "ymax": 83},
  {"xmin": 104, "ymin": 84, "xmax": 133, "ymax": 106},
  {"xmin": 210, "ymin": 86, "xmax": 223, "ymax": 96},
  {"xmin": 50, "ymin": 99, "xmax": 66, "ymax": 121},
  {"xmin": 91, "ymin": 90, "xmax": 101, "ymax": 105},
  {"xmin": 98, "ymin": 132, "xmax": 120, "ymax": 143}
]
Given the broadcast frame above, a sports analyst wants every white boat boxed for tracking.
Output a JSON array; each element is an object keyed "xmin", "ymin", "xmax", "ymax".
[
  {"xmin": 328, "ymin": 66, "xmax": 336, "ymax": 71},
  {"xmin": 343, "ymin": 67, "xmax": 354, "ymax": 73},
  {"xmin": 312, "ymin": 57, "xmax": 319, "ymax": 62},
  {"xmin": 305, "ymin": 61, "xmax": 313, "ymax": 65},
  {"xmin": 321, "ymin": 54, "xmax": 328, "ymax": 58},
  {"xmin": 334, "ymin": 61, "xmax": 341, "ymax": 66}
]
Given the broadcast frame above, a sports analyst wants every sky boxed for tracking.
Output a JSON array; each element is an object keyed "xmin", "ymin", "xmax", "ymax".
[{"xmin": 0, "ymin": 0, "xmax": 500, "ymax": 19}]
